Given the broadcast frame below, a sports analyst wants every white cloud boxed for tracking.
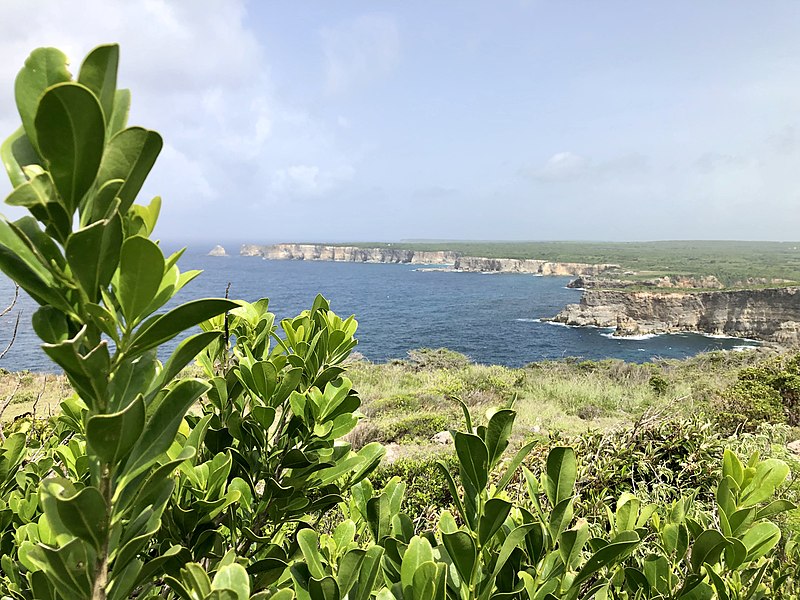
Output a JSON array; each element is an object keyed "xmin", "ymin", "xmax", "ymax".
[
  {"xmin": 321, "ymin": 15, "xmax": 400, "ymax": 95},
  {"xmin": 0, "ymin": 1, "xmax": 362, "ymax": 240},
  {"xmin": 534, "ymin": 152, "xmax": 590, "ymax": 181},
  {"xmin": 271, "ymin": 164, "xmax": 355, "ymax": 198}
]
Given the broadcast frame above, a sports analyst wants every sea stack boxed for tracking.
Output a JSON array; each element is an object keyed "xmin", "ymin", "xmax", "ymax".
[{"xmin": 208, "ymin": 245, "xmax": 228, "ymax": 257}]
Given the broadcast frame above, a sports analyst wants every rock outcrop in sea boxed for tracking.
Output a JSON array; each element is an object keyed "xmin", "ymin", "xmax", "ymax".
[
  {"xmin": 208, "ymin": 245, "xmax": 228, "ymax": 257},
  {"xmin": 548, "ymin": 287, "xmax": 800, "ymax": 344}
]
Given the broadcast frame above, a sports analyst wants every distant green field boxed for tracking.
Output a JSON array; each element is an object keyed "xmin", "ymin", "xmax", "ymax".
[{"xmin": 328, "ymin": 240, "xmax": 800, "ymax": 286}]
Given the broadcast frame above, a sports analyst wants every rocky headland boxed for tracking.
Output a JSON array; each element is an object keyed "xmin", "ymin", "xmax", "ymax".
[
  {"xmin": 567, "ymin": 274, "xmax": 725, "ymax": 290},
  {"xmin": 549, "ymin": 287, "xmax": 800, "ymax": 344},
  {"xmin": 240, "ymin": 243, "xmax": 458, "ymax": 264},
  {"xmin": 240, "ymin": 244, "xmax": 618, "ymax": 276},
  {"xmin": 453, "ymin": 256, "xmax": 619, "ymax": 277}
]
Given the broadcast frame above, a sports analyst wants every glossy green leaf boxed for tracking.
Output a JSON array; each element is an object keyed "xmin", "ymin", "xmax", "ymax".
[
  {"xmin": 571, "ymin": 531, "xmax": 640, "ymax": 589},
  {"xmin": 739, "ymin": 459, "xmax": 790, "ymax": 507},
  {"xmin": 690, "ymin": 529, "xmax": 729, "ymax": 572},
  {"xmin": 118, "ymin": 235, "xmax": 164, "ymax": 324},
  {"xmin": 401, "ymin": 536, "xmax": 434, "ymax": 594},
  {"xmin": 741, "ymin": 521, "xmax": 781, "ymax": 562},
  {"xmin": 130, "ymin": 298, "xmax": 239, "ymax": 355},
  {"xmin": 35, "ymin": 82, "xmax": 105, "ymax": 213},
  {"xmin": 479, "ymin": 497, "xmax": 512, "ymax": 545},
  {"xmin": 14, "ymin": 47, "xmax": 72, "ymax": 153},
  {"xmin": 108, "ymin": 88, "xmax": 131, "ymax": 135},
  {"xmin": 211, "ymin": 563, "xmax": 250, "ymax": 600},
  {"xmin": 442, "ymin": 530, "xmax": 476, "ymax": 585},
  {"xmin": 86, "ymin": 395, "xmax": 145, "ymax": 464},
  {"xmin": 545, "ymin": 446, "xmax": 576, "ymax": 506},
  {"xmin": 297, "ymin": 529, "xmax": 325, "ymax": 580},
  {"xmin": 96, "ymin": 127, "xmax": 163, "ymax": 214},
  {"xmin": 309, "ymin": 576, "xmax": 339, "ymax": 600},
  {"xmin": 77, "ymin": 44, "xmax": 118, "ymax": 123},
  {"xmin": 65, "ymin": 214, "xmax": 122, "ymax": 301},
  {"xmin": 122, "ymin": 378, "xmax": 210, "ymax": 482},
  {"xmin": 5, "ymin": 169, "xmax": 70, "ymax": 242},
  {"xmin": 484, "ymin": 409, "xmax": 515, "ymax": 468},
  {"xmin": 353, "ymin": 546, "xmax": 383, "ymax": 600},
  {"xmin": 50, "ymin": 484, "xmax": 107, "ymax": 551},
  {"xmin": 454, "ymin": 432, "xmax": 489, "ymax": 492},
  {"xmin": 1, "ymin": 126, "xmax": 43, "ymax": 189}
]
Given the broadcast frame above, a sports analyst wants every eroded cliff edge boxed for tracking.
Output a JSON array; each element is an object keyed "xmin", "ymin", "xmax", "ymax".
[
  {"xmin": 240, "ymin": 244, "xmax": 619, "ymax": 276},
  {"xmin": 549, "ymin": 287, "xmax": 800, "ymax": 344},
  {"xmin": 241, "ymin": 243, "xmax": 459, "ymax": 264}
]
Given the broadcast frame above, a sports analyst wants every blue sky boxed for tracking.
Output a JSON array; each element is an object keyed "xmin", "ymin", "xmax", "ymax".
[{"xmin": 1, "ymin": 1, "xmax": 800, "ymax": 244}]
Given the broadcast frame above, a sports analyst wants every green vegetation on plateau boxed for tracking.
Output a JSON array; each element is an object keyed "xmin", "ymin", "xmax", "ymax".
[{"xmin": 332, "ymin": 240, "xmax": 800, "ymax": 286}]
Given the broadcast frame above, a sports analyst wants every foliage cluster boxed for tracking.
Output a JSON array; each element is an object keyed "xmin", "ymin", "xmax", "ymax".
[{"xmin": 714, "ymin": 355, "xmax": 800, "ymax": 432}]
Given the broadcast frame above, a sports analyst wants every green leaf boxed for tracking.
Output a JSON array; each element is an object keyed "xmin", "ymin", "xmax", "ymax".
[
  {"xmin": 5, "ymin": 169, "xmax": 71, "ymax": 242},
  {"xmin": 401, "ymin": 536, "xmax": 434, "ymax": 594},
  {"xmin": 690, "ymin": 529, "xmax": 729, "ymax": 572},
  {"xmin": 35, "ymin": 82, "xmax": 105, "ymax": 213},
  {"xmin": 309, "ymin": 576, "xmax": 339, "ymax": 600},
  {"xmin": 297, "ymin": 529, "xmax": 325, "ymax": 580},
  {"xmin": 353, "ymin": 546, "xmax": 383, "ymax": 600},
  {"xmin": 739, "ymin": 458, "xmax": 790, "ymax": 507},
  {"xmin": 65, "ymin": 214, "xmax": 122, "ymax": 301},
  {"xmin": 77, "ymin": 44, "xmax": 119, "ymax": 123},
  {"xmin": 479, "ymin": 498, "xmax": 512, "ymax": 545},
  {"xmin": 0, "ymin": 218, "xmax": 66, "ymax": 309},
  {"xmin": 96, "ymin": 127, "xmax": 163, "ymax": 214},
  {"xmin": 1, "ymin": 126, "xmax": 42, "ymax": 187},
  {"xmin": 484, "ymin": 409, "xmax": 515, "ymax": 468},
  {"xmin": 23, "ymin": 538, "xmax": 94, "ymax": 599},
  {"xmin": 454, "ymin": 432, "xmax": 489, "ymax": 492},
  {"xmin": 722, "ymin": 449, "xmax": 744, "ymax": 487},
  {"xmin": 741, "ymin": 522, "xmax": 781, "ymax": 562},
  {"xmin": 48, "ymin": 483, "xmax": 107, "ymax": 551},
  {"xmin": 755, "ymin": 499, "xmax": 797, "ymax": 520},
  {"xmin": 146, "ymin": 331, "xmax": 222, "ymax": 398},
  {"xmin": 121, "ymin": 378, "xmax": 210, "ymax": 482},
  {"xmin": 545, "ymin": 446, "xmax": 576, "ymax": 506},
  {"xmin": 118, "ymin": 235, "xmax": 164, "ymax": 324},
  {"xmin": 86, "ymin": 394, "xmax": 145, "ymax": 464},
  {"xmin": 130, "ymin": 298, "xmax": 239, "ymax": 355},
  {"xmin": 108, "ymin": 89, "xmax": 131, "ymax": 135},
  {"xmin": 571, "ymin": 531, "xmax": 640, "ymax": 589},
  {"xmin": 14, "ymin": 47, "xmax": 72, "ymax": 154},
  {"xmin": 441, "ymin": 530, "xmax": 476, "ymax": 585},
  {"xmin": 211, "ymin": 563, "xmax": 250, "ymax": 600},
  {"xmin": 490, "ymin": 524, "xmax": 537, "ymax": 579},
  {"xmin": 495, "ymin": 441, "xmax": 535, "ymax": 493},
  {"xmin": 560, "ymin": 521, "xmax": 590, "ymax": 571}
]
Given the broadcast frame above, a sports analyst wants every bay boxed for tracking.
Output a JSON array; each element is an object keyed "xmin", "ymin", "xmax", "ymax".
[{"xmin": 0, "ymin": 249, "xmax": 758, "ymax": 372}]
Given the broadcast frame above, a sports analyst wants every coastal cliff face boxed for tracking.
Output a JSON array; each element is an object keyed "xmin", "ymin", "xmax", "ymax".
[
  {"xmin": 454, "ymin": 256, "xmax": 619, "ymax": 277},
  {"xmin": 240, "ymin": 244, "xmax": 458, "ymax": 264},
  {"xmin": 240, "ymin": 244, "xmax": 619, "ymax": 276},
  {"xmin": 550, "ymin": 287, "xmax": 800, "ymax": 344},
  {"xmin": 567, "ymin": 274, "xmax": 725, "ymax": 290}
]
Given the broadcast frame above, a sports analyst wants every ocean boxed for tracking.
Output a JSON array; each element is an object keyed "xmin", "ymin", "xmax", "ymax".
[{"xmin": 0, "ymin": 249, "xmax": 758, "ymax": 372}]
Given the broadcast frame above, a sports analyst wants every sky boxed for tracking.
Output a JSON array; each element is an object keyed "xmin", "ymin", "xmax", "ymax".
[{"xmin": 1, "ymin": 1, "xmax": 799, "ymax": 245}]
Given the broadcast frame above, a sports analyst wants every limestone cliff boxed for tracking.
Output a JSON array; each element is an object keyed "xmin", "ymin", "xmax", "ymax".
[
  {"xmin": 549, "ymin": 287, "xmax": 800, "ymax": 344},
  {"xmin": 240, "ymin": 244, "xmax": 458, "ymax": 264},
  {"xmin": 240, "ymin": 244, "xmax": 619, "ymax": 276},
  {"xmin": 454, "ymin": 256, "xmax": 619, "ymax": 277},
  {"xmin": 567, "ymin": 274, "xmax": 724, "ymax": 290}
]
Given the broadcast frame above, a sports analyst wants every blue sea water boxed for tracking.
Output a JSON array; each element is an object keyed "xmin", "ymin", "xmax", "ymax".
[{"xmin": 0, "ymin": 249, "xmax": 758, "ymax": 372}]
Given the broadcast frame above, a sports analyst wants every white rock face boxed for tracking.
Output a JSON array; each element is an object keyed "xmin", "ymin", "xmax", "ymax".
[
  {"xmin": 240, "ymin": 243, "xmax": 458, "ymax": 264},
  {"xmin": 549, "ymin": 287, "xmax": 800, "ymax": 344},
  {"xmin": 208, "ymin": 245, "xmax": 228, "ymax": 257}
]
